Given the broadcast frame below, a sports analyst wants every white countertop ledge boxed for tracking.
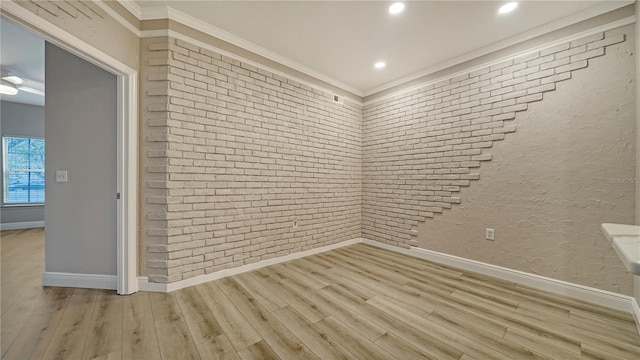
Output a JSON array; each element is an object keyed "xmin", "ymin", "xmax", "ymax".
[{"xmin": 601, "ymin": 223, "xmax": 640, "ymax": 275}]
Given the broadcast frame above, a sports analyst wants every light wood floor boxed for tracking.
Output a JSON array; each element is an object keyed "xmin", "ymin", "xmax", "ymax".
[{"xmin": 2, "ymin": 228, "xmax": 640, "ymax": 359}]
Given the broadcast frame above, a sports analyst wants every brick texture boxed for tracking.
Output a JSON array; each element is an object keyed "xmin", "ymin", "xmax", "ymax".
[
  {"xmin": 141, "ymin": 37, "xmax": 362, "ymax": 283},
  {"xmin": 16, "ymin": 0, "xmax": 139, "ymax": 71},
  {"xmin": 21, "ymin": 0, "xmax": 106, "ymax": 20},
  {"xmin": 362, "ymin": 32, "xmax": 626, "ymax": 248},
  {"xmin": 19, "ymin": 1, "xmax": 631, "ymax": 288}
]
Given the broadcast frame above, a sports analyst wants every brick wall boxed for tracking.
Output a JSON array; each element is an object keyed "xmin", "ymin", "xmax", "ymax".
[
  {"xmin": 21, "ymin": 0, "xmax": 105, "ymax": 19},
  {"xmin": 141, "ymin": 37, "xmax": 362, "ymax": 283},
  {"xmin": 15, "ymin": 0, "xmax": 139, "ymax": 70},
  {"xmin": 362, "ymin": 31, "xmax": 626, "ymax": 248}
]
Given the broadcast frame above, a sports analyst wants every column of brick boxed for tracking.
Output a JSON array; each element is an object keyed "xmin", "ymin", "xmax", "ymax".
[{"xmin": 142, "ymin": 37, "xmax": 363, "ymax": 282}]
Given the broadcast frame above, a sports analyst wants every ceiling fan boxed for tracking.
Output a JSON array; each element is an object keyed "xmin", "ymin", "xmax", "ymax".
[{"xmin": 0, "ymin": 69, "xmax": 44, "ymax": 97}]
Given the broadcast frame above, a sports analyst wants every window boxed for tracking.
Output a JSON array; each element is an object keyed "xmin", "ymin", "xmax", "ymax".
[{"xmin": 2, "ymin": 136, "xmax": 45, "ymax": 204}]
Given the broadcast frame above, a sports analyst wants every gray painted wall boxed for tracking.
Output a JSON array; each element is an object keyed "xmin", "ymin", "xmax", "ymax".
[
  {"xmin": 44, "ymin": 43, "xmax": 118, "ymax": 275},
  {"xmin": 0, "ymin": 101, "xmax": 45, "ymax": 224}
]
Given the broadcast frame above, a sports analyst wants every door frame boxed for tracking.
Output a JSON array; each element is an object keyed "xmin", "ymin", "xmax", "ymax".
[{"xmin": 1, "ymin": 2, "xmax": 138, "ymax": 294}]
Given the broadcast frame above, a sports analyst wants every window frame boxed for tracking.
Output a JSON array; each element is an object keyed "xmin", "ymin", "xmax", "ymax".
[{"xmin": 2, "ymin": 135, "xmax": 45, "ymax": 206}]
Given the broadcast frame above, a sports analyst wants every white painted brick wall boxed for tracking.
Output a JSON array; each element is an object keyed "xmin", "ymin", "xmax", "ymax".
[
  {"xmin": 362, "ymin": 32, "xmax": 626, "ymax": 248},
  {"xmin": 141, "ymin": 37, "xmax": 362, "ymax": 283},
  {"xmin": 141, "ymin": 30, "xmax": 625, "ymax": 282},
  {"xmin": 22, "ymin": 0, "xmax": 106, "ymax": 19}
]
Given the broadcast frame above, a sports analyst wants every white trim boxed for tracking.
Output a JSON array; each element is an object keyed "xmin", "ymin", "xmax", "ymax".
[
  {"xmin": 116, "ymin": 0, "xmax": 141, "ymax": 20},
  {"xmin": 1, "ymin": 1, "xmax": 138, "ymax": 295},
  {"xmin": 137, "ymin": 276, "xmax": 166, "ymax": 292},
  {"xmin": 141, "ymin": 29, "xmax": 364, "ymax": 106},
  {"xmin": 139, "ymin": 6, "xmax": 363, "ymax": 97},
  {"xmin": 632, "ymin": 298, "xmax": 640, "ymax": 335},
  {"xmin": 364, "ymin": 15, "xmax": 636, "ymax": 105},
  {"xmin": 122, "ymin": 72, "xmax": 138, "ymax": 295},
  {"xmin": 138, "ymin": 238, "xmax": 364, "ymax": 292},
  {"xmin": 138, "ymin": 29, "xmax": 166, "ymax": 38},
  {"xmin": 360, "ymin": 239, "xmax": 635, "ymax": 313},
  {"xmin": 42, "ymin": 272, "xmax": 117, "ymax": 290},
  {"xmin": 0, "ymin": 221, "xmax": 44, "ymax": 230},
  {"xmin": 136, "ymin": 5, "xmax": 169, "ymax": 20},
  {"xmin": 364, "ymin": 1, "xmax": 633, "ymax": 97},
  {"xmin": 134, "ymin": 233, "xmax": 640, "ymax": 332},
  {"xmin": 135, "ymin": 14, "xmax": 637, "ymax": 109},
  {"xmin": 136, "ymin": 234, "xmax": 639, "ymax": 326},
  {"xmin": 92, "ymin": 0, "xmax": 141, "ymax": 37},
  {"xmin": 128, "ymin": 1, "xmax": 629, "ymax": 99},
  {"xmin": 0, "ymin": 2, "xmax": 135, "ymax": 75},
  {"xmin": 128, "ymin": 1, "xmax": 632, "ymax": 104}
]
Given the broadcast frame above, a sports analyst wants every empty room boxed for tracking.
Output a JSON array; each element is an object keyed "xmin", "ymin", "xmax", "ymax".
[{"xmin": 1, "ymin": 0, "xmax": 640, "ymax": 359}]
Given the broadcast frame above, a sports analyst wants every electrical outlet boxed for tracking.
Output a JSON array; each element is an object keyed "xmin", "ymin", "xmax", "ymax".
[
  {"xmin": 485, "ymin": 228, "xmax": 495, "ymax": 241},
  {"xmin": 56, "ymin": 170, "xmax": 68, "ymax": 183},
  {"xmin": 292, "ymin": 219, "xmax": 298, "ymax": 229}
]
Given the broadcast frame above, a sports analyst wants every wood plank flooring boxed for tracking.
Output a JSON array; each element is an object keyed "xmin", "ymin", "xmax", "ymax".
[{"xmin": 2, "ymin": 228, "xmax": 640, "ymax": 359}]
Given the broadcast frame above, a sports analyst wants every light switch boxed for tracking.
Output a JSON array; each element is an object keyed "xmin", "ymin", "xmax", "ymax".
[{"xmin": 56, "ymin": 170, "xmax": 68, "ymax": 183}]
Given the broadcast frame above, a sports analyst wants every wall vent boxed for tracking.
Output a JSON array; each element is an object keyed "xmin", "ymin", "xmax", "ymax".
[{"xmin": 332, "ymin": 94, "xmax": 344, "ymax": 104}]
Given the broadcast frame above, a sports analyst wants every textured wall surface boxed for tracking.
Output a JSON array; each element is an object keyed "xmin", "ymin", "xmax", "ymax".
[
  {"xmin": 15, "ymin": 1, "xmax": 636, "ymax": 293},
  {"xmin": 141, "ymin": 37, "xmax": 362, "ymax": 283},
  {"xmin": 15, "ymin": 0, "xmax": 139, "ymax": 70},
  {"xmin": 362, "ymin": 28, "xmax": 628, "ymax": 247},
  {"xmin": 363, "ymin": 25, "xmax": 635, "ymax": 294}
]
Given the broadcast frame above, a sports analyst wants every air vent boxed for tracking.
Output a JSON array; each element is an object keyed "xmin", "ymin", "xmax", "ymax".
[{"xmin": 332, "ymin": 94, "xmax": 344, "ymax": 104}]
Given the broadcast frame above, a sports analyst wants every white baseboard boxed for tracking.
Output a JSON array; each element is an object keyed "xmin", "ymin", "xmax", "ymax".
[
  {"xmin": 138, "ymin": 238, "xmax": 364, "ymax": 292},
  {"xmin": 135, "ymin": 235, "xmax": 639, "ymax": 334},
  {"xmin": 0, "ymin": 221, "xmax": 44, "ymax": 230},
  {"xmin": 360, "ymin": 239, "xmax": 636, "ymax": 314},
  {"xmin": 137, "ymin": 276, "xmax": 166, "ymax": 292},
  {"xmin": 42, "ymin": 272, "xmax": 117, "ymax": 290}
]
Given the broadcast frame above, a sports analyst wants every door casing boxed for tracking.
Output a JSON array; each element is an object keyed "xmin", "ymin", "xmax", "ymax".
[{"xmin": 1, "ymin": 1, "xmax": 138, "ymax": 294}]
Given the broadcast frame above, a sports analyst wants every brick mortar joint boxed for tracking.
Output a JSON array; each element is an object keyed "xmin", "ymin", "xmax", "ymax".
[
  {"xmin": 139, "ymin": 29, "xmax": 626, "ymax": 280},
  {"xmin": 362, "ymin": 32, "xmax": 626, "ymax": 246}
]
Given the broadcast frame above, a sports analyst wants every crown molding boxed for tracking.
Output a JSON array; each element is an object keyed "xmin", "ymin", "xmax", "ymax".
[
  {"xmin": 118, "ymin": 0, "xmax": 632, "ymax": 99},
  {"xmin": 141, "ymin": 28, "xmax": 364, "ymax": 106},
  {"xmin": 138, "ymin": 5, "xmax": 363, "ymax": 97},
  {"xmin": 363, "ymin": 0, "xmax": 634, "ymax": 97},
  {"xmin": 94, "ymin": 1, "xmax": 140, "ymax": 37},
  {"xmin": 137, "ymin": 5, "xmax": 169, "ymax": 20},
  {"xmin": 363, "ymin": 15, "xmax": 635, "ymax": 106},
  {"xmin": 116, "ymin": 0, "xmax": 141, "ymax": 19}
]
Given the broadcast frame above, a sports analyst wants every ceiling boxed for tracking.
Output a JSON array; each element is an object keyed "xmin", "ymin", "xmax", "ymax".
[
  {"xmin": 0, "ymin": 18, "xmax": 45, "ymax": 106},
  {"xmin": 131, "ymin": 0, "xmax": 630, "ymax": 96},
  {"xmin": 0, "ymin": 1, "xmax": 629, "ymax": 105}
]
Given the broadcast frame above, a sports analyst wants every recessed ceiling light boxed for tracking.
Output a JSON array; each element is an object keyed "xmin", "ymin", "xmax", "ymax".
[
  {"xmin": 389, "ymin": 2, "xmax": 405, "ymax": 15},
  {"xmin": 374, "ymin": 61, "xmax": 386, "ymax": 69},
  {"xmin": 2, "ymin": 75, "xmax": 24, "ymax": 85},
  {"xmin": 498, "ymin": 2, "xmax": 518, "ymax": 14},
  {"xmin": 0, "ymin": 82, "xmax": 18, "ymax": 95}
]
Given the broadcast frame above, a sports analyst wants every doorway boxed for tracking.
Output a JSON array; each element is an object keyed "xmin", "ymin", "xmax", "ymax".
[
  {"xmin": 44, "ymin": 42, "xmax": 118, "ymax": 284},
  {"xmin": 0, "ymin": 7, "xmax": 138, "ymax": 295}
]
